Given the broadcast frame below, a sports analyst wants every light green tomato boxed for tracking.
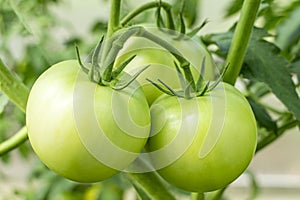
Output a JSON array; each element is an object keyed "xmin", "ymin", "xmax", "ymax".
[
  {"xmin": 114, "ymin": 26, "xmax": 215, "ymax": 105},
  {"xmin": 26, "ymin": 60, "xmax": 150, "ymax": 183},
  {"xmin": 147, "ymin": 82, "xmax": 257, "ymax": 192}
]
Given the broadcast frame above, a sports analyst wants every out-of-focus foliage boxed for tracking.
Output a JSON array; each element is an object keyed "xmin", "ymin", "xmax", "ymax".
[{"xmin": 13, "ymin": 160, "xmax": 128, "ymax": 200}]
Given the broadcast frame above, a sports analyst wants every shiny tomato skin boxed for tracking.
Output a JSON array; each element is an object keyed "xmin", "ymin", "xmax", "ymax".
[
  {"xmin": 26, "ymin": 60, "xmax": 150, "ymax": 183},
  {"xmin": 147, "ymin": 82, "xmax": 257, "ymax": 192}
]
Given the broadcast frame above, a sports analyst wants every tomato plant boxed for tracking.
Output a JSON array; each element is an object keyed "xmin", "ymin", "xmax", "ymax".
[
  {"xmin": 1, "ymin": 0, "xmax": 300, "ymax": 199},
  {"xmin": 147, "ymin": 82, "xmax": 257, "ymax": 192},
  {"xmin": 26, "ymin": 60, "xmax": 151, "ymax": 182}
]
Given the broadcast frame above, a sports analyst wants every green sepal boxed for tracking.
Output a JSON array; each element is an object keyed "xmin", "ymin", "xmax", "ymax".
[
  {"xmin": 146, "ymin": 78, "xmax": 175, "ymax": 96},
  {"xmin": 148, "ymin": 57, "xmax": 228, "ymax": 99},
  {"xmin": 89, "ymin": 36, "xmax": 104, "ymax": 83},
  {"xmin": 92, "ymin": 36, "xmax": 104, "ymax": 68},
  {"xmin": 208, "ymin": 63, "xmax": 229, "ymax": 91},
  {"xmin": 186, "ymin": 19, "xmax": 209, "ymax": 38},
  {"xmin": 112, "ymin": 65, "xmax": 150, "ymax": 90},
  {"xmin": 157, "ymin": 79, "xmax": 179, "ymax": 96},
  {"xmin": 184, "ymin": 83, "xmax": 193, "ymax": 99},
  {"xmin": 195, "ymin": 57, "xmax": 206, "ymax": 92},
  {"xmin": 196, "ymin": 81, "xmax": 210, "ymax": 97},
  {"xmin": 111, "ymin": 54, "xmax": 136, "ymax": 79},
  {"xmin": 181, "ymin": 62, "xmax": 196, "ymax": 91},
  {"xmin": 174, "ymin": 61, "xmax": 187, "ymax": 89},
  {"xmin": 75, "ymin": 45, "xmax": 90, "ymax": 74}
]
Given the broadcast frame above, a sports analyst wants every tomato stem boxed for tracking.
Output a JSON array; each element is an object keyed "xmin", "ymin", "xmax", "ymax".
[
  {"xmin": 100, "ymin": 0, "xmax": 122, "ymax": 80},
  {"xmin": 102, "ymin": 27, "xmax": 140, "ymax": 82},
  {"xmin": 121, "ymin": 1, "xmax": 175, "ymax": 30},
  {"xmin": 136, "ymin": 28, "xmax": 196, "ymax": 89},
  {"xmin": 124, "ymin": 159, "xmax": 176, "ymax": 200},
  {"xmin": 107, "ymin": 0, "xmax": 122, "ymax": 37},
  {"xmin": 190, "ymin": 192, "xmax": 205, "ymax": 200},
  {"xmin": 223, "ymin": 0, "xmax": 261, "ymax": 85},
  {"xmin": 101, "ymin": 26, "xmax": 197, "ymax": 89},
  {"xmin": 0, "ymin": 126, "xmax": 28, "ymax": 156},
  {"xmin": 0, "ymin": 59, "xmax": 29, "ymax": 156}
]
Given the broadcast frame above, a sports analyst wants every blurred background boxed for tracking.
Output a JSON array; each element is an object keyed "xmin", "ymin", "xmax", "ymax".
[{"xmin": 0, "ymin": 0, "xmax": 299, "ymax": 199}]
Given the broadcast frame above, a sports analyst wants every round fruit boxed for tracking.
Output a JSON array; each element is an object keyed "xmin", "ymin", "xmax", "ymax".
[
  {"xmin": 147, "ymin": 82, "xmax": 257, "ymax": 192},
  {"xmin": 26, "ymin": 60, "xmax": 150, "ymax": 183}
]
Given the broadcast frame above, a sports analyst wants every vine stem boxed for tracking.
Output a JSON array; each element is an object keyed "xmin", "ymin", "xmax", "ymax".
[
  {"xmin": 223, "ymin": 0, "xmax": 261, "ymax": 85},
  {"xmin": 125, "ymin": 172, "xmax": 175, "ymax": 200},
  {"xmin": 191, "ymin": 192, "xmax": 205, "ymax": 200},
  {"xmin": 121, "ymin": 1, "xmax": 175, "ymax": 30},
  {"xmin": 107, "ymin": 0, "xmax": 121, "ymax": 37},
  {"xmin": 98, "ymin": 0, "xmax": 122, "ymax": 80},
  {"xmin": 136, "ymin": 28, "xmax": 196, "ymax": 90},
  {"xmin": 0, "ymin": 59, "xmax": 29, "ymax": 156},
  {"xmin": 124, "ymin": 158, "xmax": 176, "ymax": 200},
  {"xmin": 0, "ymin": 126, "xmax": 28, "ymax": 156}
]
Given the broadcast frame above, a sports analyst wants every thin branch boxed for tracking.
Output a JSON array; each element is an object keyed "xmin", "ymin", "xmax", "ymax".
[
  {"xmin": 0, "ymin": 126, "xmax": 28, "ymax": 156},
  {"xmin": 224, "ymin": 0, "xmax": 261, "ymax": 85}
]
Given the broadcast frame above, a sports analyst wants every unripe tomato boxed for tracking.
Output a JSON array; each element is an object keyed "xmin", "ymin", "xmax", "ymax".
[
  {"xmin": 147, "ymin": 82, "xmax": 257, "ymax": 192},
  {"xmin": 26, "ymin": 60, "xmax": 150, "ymax": 183}
]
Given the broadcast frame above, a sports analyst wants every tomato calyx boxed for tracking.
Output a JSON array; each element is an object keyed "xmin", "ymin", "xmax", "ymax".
[
  {"xmin": 75, "ymin": 25, "xmax": 201, "ymax": 91},
  {"xmin": 75, "ymin": 29, "xmax": 150, "ymax": 90},
  {"xmin": 148, "ymin": 59, "xmax": 228, "ymax": 99}
]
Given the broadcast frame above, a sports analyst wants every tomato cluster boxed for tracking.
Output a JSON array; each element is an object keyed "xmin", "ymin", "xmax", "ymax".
[{"xmin": 26, "ymin": 29, "xmax": 257, "ymax": 192}]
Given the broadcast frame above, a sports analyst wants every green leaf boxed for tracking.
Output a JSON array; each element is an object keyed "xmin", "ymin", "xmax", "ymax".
[
  {"xmin": 224, "ymin": 0, "xmax": 244, "ymax": 18},
  {"xmin": 90, "ymin": 20, "xmax": 108, "ymax": 34},
  {"xmin": 0, "ymin": 59, "xmax": 29, "ymax": 112},
  {"xmin": 290, "ymin": 59, "xmax": 300, "ymax": 82},
  {"xmin": 202, "ymin": 26, "xmax": 269, "ymax": 58},
  {"xmin": 201, "ymin": 25, "xmax": 237, "ymax": 57},
  {"xmin": 276, "ymin": 6, "xmax": 300, "ymax": 50},
  {"xmin": 203, "ymin": 27, "xmax": 300, "ymax": 121},
  {"xmin": 8, "ymin": 0, "xmax": 33, "ymax": 35},
  {"xmin": 257, "ymin": 1, "xmax": 300, "ymax": 31},
  {"xmin": 247, "ymin": 97, "xmax": 277, "ymax": 131},
  {"xmin": 242, "ymin": 38, "xmax": 300, "ymax": 121},
  {"xmin": 0, "ymin": 92, "xmax": 9, "ymax": 114}
]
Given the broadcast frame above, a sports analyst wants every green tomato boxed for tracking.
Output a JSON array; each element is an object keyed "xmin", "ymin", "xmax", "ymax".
[
  {"xmin": 26, "ymin": 60, "xmax": 150, "ymax": 183},
  {"xmin": 147, "ymin": 82, "xmax": 257, "ymax": 192},
  {"xmin": 114, "ymin": 26, "xmax": 215, "ymax": 105}
]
